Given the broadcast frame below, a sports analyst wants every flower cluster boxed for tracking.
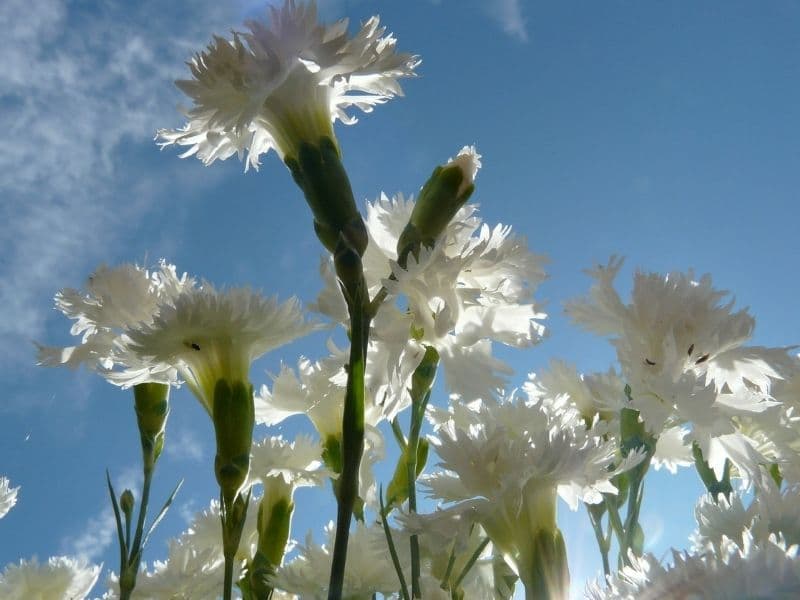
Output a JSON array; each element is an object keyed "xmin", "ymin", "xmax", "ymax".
[{"xmin": 316, "ymin": 185, "xmax": 547, "ymax": 402}]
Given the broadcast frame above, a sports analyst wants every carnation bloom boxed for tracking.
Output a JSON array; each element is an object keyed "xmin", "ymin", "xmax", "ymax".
[
  {"xmin": 109, "ymin": 497, "xmax": 261, "ymax": 599},
  {"xmin": 0, "ymin": 556, "xmax": 100, "ymax": 600},
  {"xmin": 415, "ymin": 392, "xmax": 642, "ymax": 598},
  {"xmin": 588, "ymin": 534, "xmax": 800, "ymax": 600},
  {"xmin": 692, "ymin": 482, "xmax": 800, "ymax": 555},
  {"xmin": 125, "ymin": 284, "xmax": 316, "ymax": 414},
  {"xmin": 158, "ymin": 0, "xmax": 419, "ymax": 169},
  {"xmin": 0, "ymin": 477, "xmax": 19, "ymax": 519},
  {"xmin": 566, "ymin": 257, "xmax": 795, "ymax": 479},
  {"xmin": 37, "ymin": 260, "xmax": 192, "ymax": 386},
  {"xmin": 271, "ymin": 521, "xmax": 403, "ymax": 599},
  {"xmin": 254, "ymin": 350, "xmax": 386, "ymax": 508},
  {"xmin": 315, "ymin": 191, "xmax": 547, "ymax": 401}
]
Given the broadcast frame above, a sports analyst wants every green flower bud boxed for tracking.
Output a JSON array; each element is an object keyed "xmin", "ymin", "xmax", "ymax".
[
  {"xmin": 120, "ymin": 489, "xmax": 135, "ymax": 521},
  {"xmin": 397, "ymin": 146, "xmax": 480, "ymax": 265},
  {"xmin": 410, "ymin": 346, "xmax": 439, "ymax": 402},
  {"xmin": 133, "ymin": 382, "xmax": 170, "ymax": 470}
]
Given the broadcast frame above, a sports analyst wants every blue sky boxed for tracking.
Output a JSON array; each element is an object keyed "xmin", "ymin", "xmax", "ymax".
[{"xmin": 1, "ymin": 0, "xmax": 799, "ymax": 597}]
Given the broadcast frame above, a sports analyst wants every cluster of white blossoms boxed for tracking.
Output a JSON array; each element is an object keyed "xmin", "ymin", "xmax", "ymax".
[
  {"xmin": 157, "ymin": 0, "xmax": 419, "ymax": 168},
  {"xmin": 588, "ymin": 536, "xmax": 800, "ymax": 600},
  {"xmin": 314, "ymin": 161, "xmax": 547, "ymax": 403},
  {"xmin": 590, "ymin": 483, "xmax": 800, "ymax": 599},
  {"xmin": 566, "ymin": 256, "xmax": 799, "ymax": 484},
  {"xmin": 0, "ymin": 556, "xmax": 100, "ymax": 600},
  {"xmin": 22, "ymin": 1, "xmax": 800, "ymax": 599},
  {"xmin": 407, "ymin": 389, "xmax": 643, "ymax": 595}
]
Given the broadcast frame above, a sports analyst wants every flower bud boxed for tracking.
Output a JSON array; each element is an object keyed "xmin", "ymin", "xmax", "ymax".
[
  {"xmin": 120, "ymin": 489, "xmax": 135, "ymax": 521},
  {"xmin": 397, "ymin": 146, "xmax": 481, "ymax": 264},
  {"xmin": 133, "ymin": 382, "xmax": 170, "ymax": 470}
]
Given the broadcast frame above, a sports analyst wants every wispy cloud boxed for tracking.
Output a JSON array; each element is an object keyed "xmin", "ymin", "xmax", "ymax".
[
  {"xmin": 164, "ymin": 427, "xmax": 205, "ymax": 463},
  {"xmin": 429, "ymin": 0, "xmax": 528, "ymax": 42},
  {"xmin": 484, "ymin": 0, "xmax": 528, "ymax": 42},
  {"xmin": 0, "ymin": 0, "xmax": 234, "ymax": 363}
]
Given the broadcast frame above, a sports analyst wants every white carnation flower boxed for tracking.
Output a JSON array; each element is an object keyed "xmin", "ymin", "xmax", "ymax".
[
  {"xmin": 0, "ymin": 556, "xmax": 100, "ymax": 600},
  {"xmin": 271, "ymin": 521, "xmax": 402, "ymax": 599},
  {"xmin": 417, "ymin": 393, "xmax": 642, "ymax": 588},
  {"xmin": 693, "ymin": 482, "xmax": 800, "ymax": 555},
  {"xmin": 0, "ymin": 477, "xmax": 19, "ymax": 519},
  {"xmin": 247, "ymin": 434, "xmax": 327, "ymax": 490},
  {"xmin": 588, "ymin": 534, "xmax": 800, "ymax": 600},
  {"xmin": 125, "ymin": 284, "xmax": 316, "ymax": 414},
  {"xmin": 37, "ymin": 260, "xmax": 192, "ymax": 387},
  {"xmin": 158, "ymin": 0, "xmax": 419, "ymax": 169},
  {"xmin": 316, "ymin": 193, "xmax": 547, "ymax": 401},
  {"xmin": 131, "ymin": 541, "xmax": 229, "ymax": 600},
  {"xmin": 567, "ymin": 257, "xmax": 793, "ymax": 460}
]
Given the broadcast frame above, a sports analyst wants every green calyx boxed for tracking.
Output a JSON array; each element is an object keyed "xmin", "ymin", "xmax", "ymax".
[
  {"xmin": 285, "ymin": 136, "xmax": 367, "ymax": 256},
  {"xmin": 212, "ymin": 378, "xmax": 255, "ymax": 506},
  {"xmin": 257, "ymin": 495, "xmax": 294, "ymax": 566},
  {"xmin": 523, "ymin": 528, "xmax": 569, "ymax": 600},
  {"xmin": 133, "ymin": 382, "xmax": 170, "ymax": 470},
  {"xmin": 397, "ymin": 162, "xmax": 475, "ymax": 265}
]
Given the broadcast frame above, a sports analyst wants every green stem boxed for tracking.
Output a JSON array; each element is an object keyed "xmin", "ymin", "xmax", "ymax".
[
  {"xmin": 692, "ymin": 442, "xmax": 733, "ymax": 501},
  {"xmin": 406, "ymin": 392, "xmax": 429, "ymax": 598},
  {"xmin": 453, "ymin": 537, "xmax": 491, "ymax": 590},
  {"xmin": 586, "ymin": 505, "xmax": 610, "ymax": 577},
  {"xmin": 604, "ymin": 496, "xmax": 625, "ymax": 543},
  {"xmin": 328, "ymin": 273, "xmax": 370, "ymax": 600},
  {"xmin": 223, "ymin": 555, "xmax": 234, "ymax": 600}
]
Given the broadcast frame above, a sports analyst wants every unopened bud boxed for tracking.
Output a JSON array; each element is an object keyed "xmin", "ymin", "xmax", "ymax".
[
  {"xmin": 120, "ymin": 489, "xmax": 135, "ymax": 520},
  {"xmin": 397, "ymin": 146, "xmax": 481, "ymax": 264}
]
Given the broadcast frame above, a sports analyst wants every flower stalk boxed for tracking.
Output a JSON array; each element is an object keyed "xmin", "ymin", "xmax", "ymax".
[
  {"xmin": 328, "ymin": 236, "xmax": 370, "ymax": 600},
  {"xmin": 111, "ymin": 383, "xmax": 180, "ymax": 600},
  {"xmin": 212, "ymin": 378, "xmax": 256, "ymax": 600},
  {"xmin": 405, "ymin": 347, "xmax": 439, "ymax": 598}
]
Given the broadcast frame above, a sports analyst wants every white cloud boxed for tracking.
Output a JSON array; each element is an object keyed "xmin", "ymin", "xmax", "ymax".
[
  {"xmin": 164, "ymin": 428, "xmax": 205, "ymax": 463},
  {"xmin": 430, "ymin": 0, "xmax": 528, "ymax": 42},
  {"xmin": 485, "ymin": 0, "xmax": 528, "ymax": 42},
  {"xmin": 0, "ymin": 0, "xmax": 234, "ymax": 362},
  {"xmin": 66, "ymin": 509, "xmax": 118, "ymax": 563}
]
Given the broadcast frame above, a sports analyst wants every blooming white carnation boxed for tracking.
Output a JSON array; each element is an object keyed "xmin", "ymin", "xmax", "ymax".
[
  {"xmin": 125, "ymin": 284, "xmax": 316, "ymax": 413},
  {"xmin": 0, "ymin": 477, "xmax": 19, "ymax": 519},
  {"xmin": 37, "ymin": 261, "xmax": 192, "ymax": 386},
  {"xmin": 566, "ymin": 257, "xmax": 796, "ymax": 481},
  {"xmin": 130, "ymin": 541, "xmax": 229, "ymax": 600},
  {"xmin": 247, "ymin": 434, "xmax": 327, "ymax": 490},
  {"xmin": 271, "ymin": 521, "xmax": 402, "ymax": 599},
  {"xmin": 158, "ymin": 0, "xmax": 419, "ymax": 169},
  {"xmin": 0, "ymin": 556, "xmax": 100, "ymax": 600},
  {"xmin": 316, "ymin": 193, "xmax": 547, "ymax": 401},
  {"xmin": 254, "ymin": 355, "xmax": 386, "ymax": 508},
  {"xmin": 415, "ymin": 392, "xmax": 642, "ymax": 583},
  {"xmin": 692, "ymin": 482, "xmax": 800, "ymax": 555},
  {"xmin": 588, "ymin": 533, "xmax": 800, "ymax": 600}
]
